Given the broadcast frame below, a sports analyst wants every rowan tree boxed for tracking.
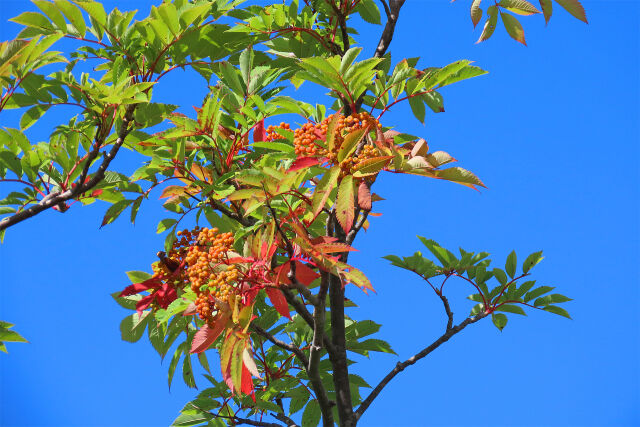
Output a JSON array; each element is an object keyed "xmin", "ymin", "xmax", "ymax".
[{"xmin": 0, "ymin": 0, "xmax": 586, "ymax": 425}]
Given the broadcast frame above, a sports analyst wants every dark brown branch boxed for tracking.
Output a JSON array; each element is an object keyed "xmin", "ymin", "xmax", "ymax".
[
  {"xmin": 281, "ymin": 287, "xmax": 337, "ymax": 356},
  {"xmin": 308, "ymin": 271, "xmax": 334, "ymax": 427},
  {"xmin": 373, "ymin": 0, "xmax": 406, "ymax": 58},
  {"xmin": 328, "ymin": 271, "xmax": 354, "ymax": 426},
  {"xmin": 271, "ymin": 412, "xmax": 299, "ymax": 427},
  {"xmin": 0, "ymin": 104, "xmax": 137, "ymax": 231},
  {"xmin": 251, "ymin": 324, "xmax": 309, "ymax": 368},
  {"xmin": 438, "ymin": 292, "xmax": 454, "ymax": 332},
  {"xmin": 355, "ymin": 312, "xmax": 489, "ymax": 421}
]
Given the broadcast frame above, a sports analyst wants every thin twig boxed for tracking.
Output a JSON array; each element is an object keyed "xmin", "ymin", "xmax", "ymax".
[
  {"xmin": 355, "ymin": 312, "xmax": 489, "ymax": 420},
  {"xmin": 251, "ymin": 324, "xmax": 309, "ymax": 368},
  {"xmin": 0, "ymin": 104, "xmax": 137, "ymax": 231}
]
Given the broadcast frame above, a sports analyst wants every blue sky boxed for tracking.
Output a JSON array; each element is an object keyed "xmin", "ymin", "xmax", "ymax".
[{"xmin": 0, "ymin": 1, "xmax": 638, "ymax": 426}]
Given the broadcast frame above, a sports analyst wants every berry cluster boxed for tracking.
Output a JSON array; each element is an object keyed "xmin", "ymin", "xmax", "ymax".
[
  {"xmin": 291, "ymin": 112, "xmax": 383, "ymax": 177},
  {"xmin": 265, "ymin": 122, "xmax": 291, "ymax": 141},
  {"xmin": 183, "ymin": 227, "xmax": 239, "ymax": 321}
]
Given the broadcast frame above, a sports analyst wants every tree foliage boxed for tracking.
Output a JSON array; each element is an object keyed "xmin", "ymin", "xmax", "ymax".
[{"xmin": 0, "ymin": 0, "xmax": 585, "ymax": 425}]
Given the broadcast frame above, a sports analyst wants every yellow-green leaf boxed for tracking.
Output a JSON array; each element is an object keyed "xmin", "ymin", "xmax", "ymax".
[
  {"xmin": 498, "ymin": 0, "xmax": 541, "ymax": 16},
  {"xmin": 336, "ymin": 175, "xmax": 355, "ymax": 233},
  {"xmin": 471, "ymin": 0, "xmax": 483, "ymax": 27},
  {"xmin": 338, "ymin": 126, "xmax": 369, "ymax": 163},
  {"xmin": 555, "ymin": 0, "xmax": 588, "ymax": 23},
  {"xmin": 501, "ymin": 12, "xmax": 526, "ymax": 46},
  {"xmin": 477, "ymin": 6, "xmax": 498, "ymax": 43}
]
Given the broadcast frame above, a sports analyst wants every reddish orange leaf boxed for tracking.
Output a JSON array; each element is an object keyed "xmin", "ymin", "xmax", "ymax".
[
  {"xmin": 358, "ymin": 180, "xmax": 372, "ymax": 210},
  {"xmin": 265, "ymin": 287, "xmax": 291, "ymax": 319},
  {"xmin": 191, "ymin": 312, "xmax": 229, "ymax": 353},
  {"xmin": 253, "ymin": 119, "xmax": 266, "ymax": 142}
]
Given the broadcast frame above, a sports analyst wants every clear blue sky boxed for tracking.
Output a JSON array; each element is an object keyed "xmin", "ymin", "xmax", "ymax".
[{"xmin": 1, "ymin": 1, "xmax": 638, "ymax": 426}]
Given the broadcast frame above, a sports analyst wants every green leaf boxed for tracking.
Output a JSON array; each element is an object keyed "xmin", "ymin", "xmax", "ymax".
[
  {"xmin": 539, "ymin": 0, "xmax": 553, "ymax": 24},
  {"xmin": 471, "ymin": 0, "xmax": 483, "ymax": 27},
  {"xmin": 533, "ymin": 293, "xmax": 573, "ymax": 307},
  {"xmin": 477, "ymin": 5, "xmax": 498, "ymax": 43},
  {"xmin": 171, "ymin": 410, "xmax": 212, "ymax": 427},
  {"xmin": 168, "ymin": 343, "xmax": 185, "ymax": 390},
  {"xmin": 543, "ymin": 305, "xmax": 572, "ymax": 319},
  {"xmin": 501, "ymin": 12, "xmax": 526, "ymax": 46},
  {"xmin": 33, "ymin": 0, "xmax": 67, "ymax": 30},
  {"xmin": 288, "ymin": 386, "xmax": 310, "ymax": 415},
  {"xmin": 337, "ymin": 126, "xmax": 369, "ymax": 163},
  {"xmin": 301, "ymin": 399, "xmax": 321, "ymax": 427},
  {"xmin": 101, "ymin": 199, "xmax": 133, "ymax": 227},
  {"xmin": 514, "ymin": 280, "xmax": 535, "ymax": 298},
  {"xmin": 10, "ymin": 12, "xmax": 55, "ymax": 31},
  {"xmin": 492, "ymin": 313, "xmax": 508, "ymax": 331},
  {"xmin": 417, "ymin": 237, "xmax": 457, "ymax": 267},
  {"xmin": 126, "ymin": 270, "xmax": 153, "ymax": 283},
  {"xmin": 555, "ymin": 0, "xmax": 588, "ymax": 23},
  {"xmin": 522, "ymin": 250, "xmax": 543, "ymax": 273},
  {"xmin": 347, "ymin": 338, "xmax": 396, "ymax": 356},
  {"xmin": 408, "ymin": 95, "xmax": 426, "ymax": 123},
  {"xmin": 340, "ymin": 47, "xmax": 362, "ymax": 75},
  {"xmin": 505, "ymin": 250, "xmax": 517, "ymax": 278},
  {"xmin": 494, "ymin": 304, "xmax": 527, "ymax": 316},
  {"xmin": 75, "ymin": 1, "xmax": 107, "ymax": 26},
  {"xmin": 498, "ymin": 0, "xmax": 541, "ymax": 15},
  {"xmin": 356, "ymin": 0, "xmax": 381, "ymax": 24},
  {"xmin": 524, "ymin": 286, "xmax": 555, "ymax": 303},
  {"xmin": 157, "ymin": 218, "xmax": 177, "ymax": 234},
  {"xmin": 54, "ymin": 0, "xmax": 86, "ymax": 36},
  {"xmin": 20, "ymin": 105, "xmax": 50, "ymax": 130},
  {"xmin": 119, "ymin": 312, "xmax": 150, "ymax": 343}
]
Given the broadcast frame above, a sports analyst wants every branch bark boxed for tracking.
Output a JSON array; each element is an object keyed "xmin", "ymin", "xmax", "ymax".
[
  {"xmin": 354, "ymin": 312, "xmax": 489, "ymax": 421},
  {"xmin": 373, "ymin": 0, "xmax": 406, "ymax": 58},
  {"xmin": 0, "ymin": 104, "xmax": 137, "ymax": 231}
]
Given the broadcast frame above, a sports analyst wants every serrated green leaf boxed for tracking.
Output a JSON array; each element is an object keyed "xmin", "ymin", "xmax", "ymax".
[
  {"xmin": 505, "ymin": 250, "xmax": 517, "ymax": 278},
  {"xmin": 492, "ymin": 313, "xmax": 508, "ymax": 330},
  {"xmin": 543, "ymin": 305, "xmax": 572, "ymax": 319}
]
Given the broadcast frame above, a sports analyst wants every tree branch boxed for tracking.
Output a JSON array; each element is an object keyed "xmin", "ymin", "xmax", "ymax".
[
  {"xmin": 307, "ymin": 271, "xmax": 334, "ymax": 427},
  {"xmin": 251, "ymin": 324, "xmax": 309, "ymax": 368},
  {"xmin": 355, "ymin": 312, "xmax": 489, "ymax": 421},
  {"xmin": 438, "ymin": 292, "xmax": 454, "ymax": 332},
  {"xmin": 0, "ymin": 104, "xmax": 137, "ymax": 231},
  {"xmin": 271, "ymin": 412, "xmax": 299, "ymax": 427},
  {"xmin": 373, "ymin": 0, "xmax": 406, "ymax": 58}
]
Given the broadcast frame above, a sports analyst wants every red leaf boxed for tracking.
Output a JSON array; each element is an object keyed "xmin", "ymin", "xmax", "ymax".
[
  {"xmin": 265, "ymin": 287, "xmax": 291, "ymax": 320},
  {"xmin": 358, "ymin": 181, "xmax": 372, "ymax": 210},
  {"xmin": 91, "ymin": 189, "xmax": 103, "ymax": 197},
  {"xmin": 287, "ymin": 156, "xmax": 321, "ymax": 172},
  {"xmin": 156, "ymin": 283, "xmax": 177, "ymax": 308},
  {"xmin": 135, "ymin": 294, "xmax": 155, "ymax": 314},
  {"xmin": 276, "ymin": 261, "xmax": 319, "ymax": 286},
  {"xmin": 253, "ymin": 119, "xmax": 266, "ymax": 142},
  {"xmin": 183, "ymin": 302, "xmax": 197, "ymax": 316},
  {"xmin": 315, "ymin": 243, "xmax": 357, "ymax": 254},
  {"xmin": 120, "ymin": 278, "xmax": 161, "ymax": 297},
  {"xmin": 241, "ymin": 364, "xmax": 255, "ymax": 399},
  {"xmin": 191, "ymin": 312, "xmax": 229, "ymax": 353}
]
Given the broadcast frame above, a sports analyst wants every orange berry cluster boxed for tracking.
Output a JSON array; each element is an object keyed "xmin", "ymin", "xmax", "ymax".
[
  {"xmin": 292, "ymin": 112, "xmax": 383, "ymax": 175},
  {"xmin": 183, "ymin": 227, "xmax": 239, "ymax": 321},
  {"xmin": 266, "ymin": 122, "xmax": 291, "ymax": 141},
  {"xmin": 339, "ymin": 143, "xmax": 380, "ymax": 177}
]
